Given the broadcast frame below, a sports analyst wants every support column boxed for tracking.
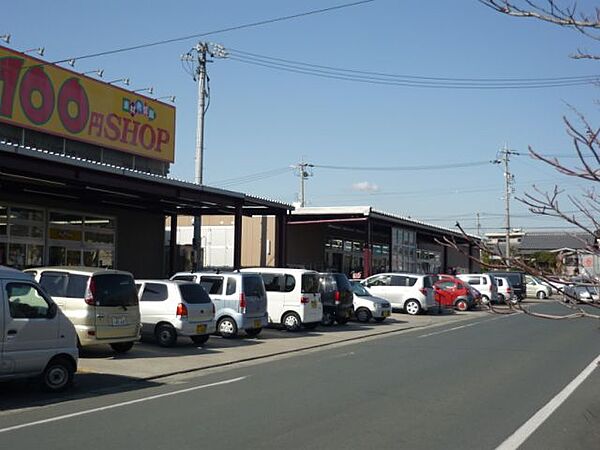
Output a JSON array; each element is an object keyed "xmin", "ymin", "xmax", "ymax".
[
  {"xmin": 388, "ymin": 225, "xmax": 393, "ymax": 272},
  {"xmin": 363, "ymin": 218, "xmax": 372, "ymax": 277},
  {"xmin": 276, "ymin": 213, "xmax": 287, "ymax": 267},
  {"xmin": 233, "ymin": 204, "xmax": 243, "ymax": 270},
  {"xmin": 169, "ymin": 214, "xmax": 178, "ymax": 276}
]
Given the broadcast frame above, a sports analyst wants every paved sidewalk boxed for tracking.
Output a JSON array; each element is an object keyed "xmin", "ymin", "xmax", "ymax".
[{"xmin": 79, "ymin": 310, "xmax": 483, "ymax": 380}]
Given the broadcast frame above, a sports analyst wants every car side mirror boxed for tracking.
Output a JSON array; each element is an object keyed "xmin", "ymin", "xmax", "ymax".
[{"xmin": 47, "ymin": 302, "xmax": 58, "ymax": 319}]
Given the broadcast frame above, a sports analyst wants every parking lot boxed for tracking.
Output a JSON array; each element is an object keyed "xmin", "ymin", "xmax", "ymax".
[{"xmin": 78, "ymin": 309, "xmax": 482, "ymax": 381}]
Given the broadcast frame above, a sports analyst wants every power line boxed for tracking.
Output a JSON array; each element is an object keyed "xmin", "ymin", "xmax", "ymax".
[
  {"xmin": 211, "ymin": 167, "xmax": 294, "ymax": 187},
  {"xmin": 226, "ymin": 50, "xmax": 600, "ymax": 89},
  {"xmin": 313, "ymin": 161, "xmax": 492, "ymax": 171},
  {"xmin": 228, "ymin": 47, "xmax": 600, "ymax": 84},
  {"xmin": 23, "ymin": 1, "xmax": 377, "ymax": 67}
]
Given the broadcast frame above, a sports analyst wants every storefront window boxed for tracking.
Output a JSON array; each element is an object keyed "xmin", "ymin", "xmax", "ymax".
[
  {"xmin": 85, "ymin": 231, "xmax": 114, "ymax": 244},
  {"xmin": 11, "ymin": 207, "xmax": 44, "ymax": 222}
]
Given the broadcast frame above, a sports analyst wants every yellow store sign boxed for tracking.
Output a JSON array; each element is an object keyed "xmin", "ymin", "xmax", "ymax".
[{"xmin": 0, "ymin": 45, "xmax": 175, "ymax": 162}]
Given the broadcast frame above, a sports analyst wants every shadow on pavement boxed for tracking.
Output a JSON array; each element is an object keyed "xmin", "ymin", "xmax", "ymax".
[{"xmin": 0, "ymin": 372, "xmax": 161, "ymax": 413}]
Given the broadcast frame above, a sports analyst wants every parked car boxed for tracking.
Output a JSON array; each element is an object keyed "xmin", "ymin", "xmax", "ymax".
[
  {"xmin": 170, "ymin": 271, "xmax": 268, "ymax": 338},
  {"xmin": 361, "ymin": 273, "xmax": 436, "ymax": 315},
  {"xmin": 490, "ymin": 271, "xmax": 526, "ymax": 300},
  {"xmin": 349, "ymin": 280, "xmax": 392, "ymax": 322},
  {"xmin": 495, "ymin": 276, "xmax": 516, "ymax": 304},
  {"xmin": 562, "ymin": 284, "xmax": 600, "ymax": 304},
  {"xmin": 431, "ymin": 275, "xmax": 475, "ymax": 311},
  {"xmin": 240, "ymin": 268, "xmax": 322, "ymax": 331},
  {"xmin": 26, "ymin": 267, "xmax": 141, "ymax": 353},
  {"xmin": 524, "ymin": 275, "xmax": 553, "ymax": 299},
  {"xmin": 317, "ymin": 273, "xmax": 354, "ymax": 325},
  {"xmin": 0, "ymin": 266, "xmax": 78, "ymax": 391},
  {"xmin": 457, "ymin": 273, "xmax": 499, "ymax": 304},
  {"xmin": 136, "ymin": 280, "xmax": 215, "ymax": 347}
]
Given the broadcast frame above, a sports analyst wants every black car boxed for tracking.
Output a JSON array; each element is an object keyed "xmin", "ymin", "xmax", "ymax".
[
  {"xmin": 490, "ymin": 271, "xmax": 526, "ymax": 300},
  {"xmin": 318, "ymin": 273, "xmax": 354, "ymax": 326}
]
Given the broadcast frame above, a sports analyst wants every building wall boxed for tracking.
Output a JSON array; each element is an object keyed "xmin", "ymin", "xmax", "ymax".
[
  {"xmin": 116, "ymin": 209, "xmax": 165, "ymax": 278},
  {"xmin": 167, "ymin": 215, "xmax": 278, "ymax": 268},
  {"xmin": 286, "ymin": 223, "xmax": 327, "ymax": 270}
]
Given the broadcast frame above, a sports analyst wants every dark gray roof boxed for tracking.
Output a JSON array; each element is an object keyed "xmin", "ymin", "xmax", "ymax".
[{"xmin": 519, "ymin": 232, "xmax": 594, "ymax": 251}]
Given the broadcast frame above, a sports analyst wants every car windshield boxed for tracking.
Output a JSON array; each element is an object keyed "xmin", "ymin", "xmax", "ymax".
[{"xmin": 350, "ymin": 281, "xmax": 371, "ymax": 296}]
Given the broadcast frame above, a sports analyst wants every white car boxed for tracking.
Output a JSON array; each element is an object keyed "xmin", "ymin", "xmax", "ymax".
[
  {"xmin": 136, "ymin": 280, "xmax": 216, "ymax": 347},
  {"xmin": 240, "ymin": 268, "xmax": 322, "ymax": 331},
  {"xmin": 495, "ymin": 277, "xmax": 517, "ymax": 304},
  {"xmin": 457, "ymin": 273, "xmax": 499, "ymax": 304},
  {"xmin": 349, "ymin": 280, "xmax": 392, "ymax": 322},
  {"xmin": 0, "ymin": 266, "xmax": 78, "ymax": 392},
  {"xmin": 525, "ymin": 275, "xmax": 553, "ymax": 299},
  {"xmin": 361, "ymin": 273, "xmax": 436, "ymax": 315}
]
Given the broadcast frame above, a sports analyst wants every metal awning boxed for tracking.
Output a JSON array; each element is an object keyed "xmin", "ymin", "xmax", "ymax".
[{"xmin": 0, "ymin": 141, "xmax": 292, "ymax": 216}]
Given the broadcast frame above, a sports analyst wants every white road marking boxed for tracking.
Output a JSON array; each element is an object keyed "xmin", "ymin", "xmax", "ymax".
[
  {"xmin": 0, "ymin": 376, "xmax": 246, "ymax": 434},
  {"xmin": 417, "ymin": 314, "xmax": 511, "ymax": 338},
  {"xmin": 496, "ymin": 354, "xmax": 600, "ymax": 450}
]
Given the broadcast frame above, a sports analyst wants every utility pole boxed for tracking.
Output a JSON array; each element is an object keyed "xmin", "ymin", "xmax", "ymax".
[
  {"xmin": 293, "ymin": 160, "xmax": 314, "ymax": 207},
  {"xmin": 493, "ymin": 145, "xmax": 518, "ymax": 262},
  {"xmin": 476, "ymin": 212, "xmax": 481, "ymax": 237},
  {"xmin": 181, "ymin": 42, "xmax": 227, "ymax": 270}
]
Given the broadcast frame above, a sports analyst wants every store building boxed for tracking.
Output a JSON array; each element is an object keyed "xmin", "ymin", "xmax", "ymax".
[
  {"xmin": 286, "ymin": 207, "xmax": 480, "ymax": 276},
  {"xmin": 0, "ymin": 44, "xmax": 290, "ymax": 276}
]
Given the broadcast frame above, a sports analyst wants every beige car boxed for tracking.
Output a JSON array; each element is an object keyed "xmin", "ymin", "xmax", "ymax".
[{"xmin": 26, "ymin": 267, "xmax": 141, "ymax": 353}]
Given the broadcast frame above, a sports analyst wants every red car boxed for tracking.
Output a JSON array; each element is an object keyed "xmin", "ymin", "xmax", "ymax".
[{"xmin": 432, "ymin": 275, "xmax": 476, "ymax": 311}]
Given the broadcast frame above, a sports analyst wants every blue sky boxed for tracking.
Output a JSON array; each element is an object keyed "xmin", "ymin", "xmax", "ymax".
[{"xmin": 4, "ymin": 0, "xmax": 599, "ymax": 234}]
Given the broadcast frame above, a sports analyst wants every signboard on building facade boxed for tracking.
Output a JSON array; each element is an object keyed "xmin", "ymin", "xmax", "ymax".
[{"xmin": 0, "ymin": 45, "xmax": 175, "ymax": 162}]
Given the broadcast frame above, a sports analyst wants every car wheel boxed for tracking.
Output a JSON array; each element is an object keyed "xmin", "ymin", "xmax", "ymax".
[
  {"xmin": 374, "ymin": 317, "xmax": 386, "ymax": 323},
  {"xmin": 336, "ymin": 316, "xmax": 349, "ymax": 325},
  {"xmin": 355, "ymin": 307, "xmax": 372, "ymax": 323},
  {"xmin": 245, "ymin": 328, "xmax": 262, "ymax": 338},
  {"xmin": 303, "ymin": 322, "xmax": 319, "ymax": 330},
  {"xmin": 41, "ymin": 357, "xmax": 74, "ymax": 392},
  {"xmin": 455, "ymin": 299, "xmax": 469, "ymax": 312},
  {"xmin": 404, "ymin": 299, "xmax": 421, "ymax": 315},
  {"xmin": 218, "ymin": 317, "xmax": 238, "ymax": 338},
  {"xmin": 190, "ymin": 334, "xmax": 210, "ymax": 346},
  {"xmin": 480, "ymin": 295, "xmax": 490, "ymax": 305},
  {"xmin": 537, "ymin": 291, "xmax": 547, "ymax": 300},
  {"xmin": 498, "ymin": 294, "xmax": 506, "ymax": 304},
  {"xmin": 110, "ymin": 341, "xmax": 135, "ymax": 353},
  {"xmin": 321, "ymin": 311, "xmax": 335, "ymax": 326},
  {"xmin": 155, "ymin": 324, "xmax": 177, "ymax": 347},
  {"xmin": 282, "ymin": 312, "xmax": 301, "ymax": 331}
]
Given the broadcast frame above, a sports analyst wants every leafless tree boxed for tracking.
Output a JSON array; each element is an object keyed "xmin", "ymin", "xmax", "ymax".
[{"xmin": 444, "ymin": 2, "xmax": 600, "ymax": 320}]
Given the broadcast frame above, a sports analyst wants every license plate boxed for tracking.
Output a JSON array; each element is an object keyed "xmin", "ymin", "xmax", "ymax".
[
  {"xmin": 311, "ymin": 300, "xmax": 317, "ymax": 308},
  {"xmin": 254, "ymin": 320, "xmax": 261, "ymax": 328},
  {"xmin": 196, "ymin": 324, "xmax": 206, "ymax": 334},
  {"xmin": 112, "ymin": 316, "xmax": 127, "ymax": 326},
  {"xmin": 383, "ymin": 311, "xmax": 390, "ymax": 317}
]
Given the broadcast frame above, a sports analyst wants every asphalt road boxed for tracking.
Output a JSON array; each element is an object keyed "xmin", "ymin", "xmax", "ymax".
[{"xmin": 0, "ymin": 303, "xmax": 598, "ymax": 449}]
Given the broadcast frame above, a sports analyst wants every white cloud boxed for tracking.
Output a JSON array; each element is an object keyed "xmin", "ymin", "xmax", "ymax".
[{"xmin": 352, "ymin": 181, "xmax": 380, "ymax": 193}]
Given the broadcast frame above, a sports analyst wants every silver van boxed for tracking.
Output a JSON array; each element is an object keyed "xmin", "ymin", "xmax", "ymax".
[
  {"xmin": 0, "ymin": 266, "xmax": 78, "ymax": 391},
  {"xmin": 170, "ymin": 271, "xmax": 268, "ymax": 338},
  {"xmin": 26, "ymin": 267, "xmax": 141, "ymax": 353}
]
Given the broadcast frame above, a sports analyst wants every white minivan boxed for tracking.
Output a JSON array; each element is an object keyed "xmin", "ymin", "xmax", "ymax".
[
  {"xmin": 0, "ymin": 266, "xmax": 78, "ymax": 391},
  {"xmin": 240, "ymin": 268, "xmax": 322, "ymax": 331}
]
